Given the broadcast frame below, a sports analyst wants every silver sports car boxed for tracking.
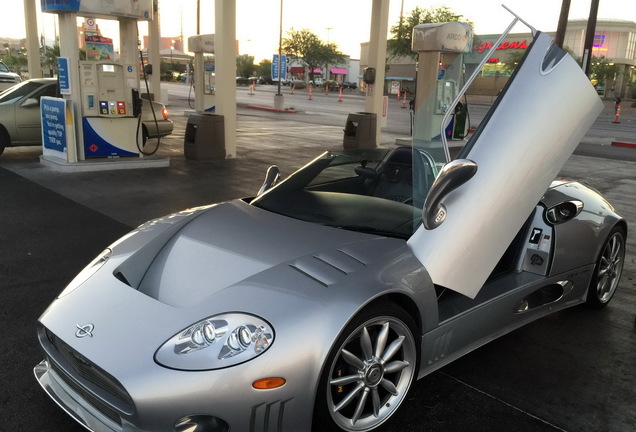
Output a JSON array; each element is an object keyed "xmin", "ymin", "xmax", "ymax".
[{"xmin": 34, "ymin": 30, "xmax": 625, "ymax": 432}]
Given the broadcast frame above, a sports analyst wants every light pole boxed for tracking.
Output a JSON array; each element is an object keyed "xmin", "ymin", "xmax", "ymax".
[
  {"xmin": 325, "ymin": 27, "xmax": 332, "ymax": 81},
  {"xmin": 274, "ymin": 0, "xmax": 284, "ymax": 109}
]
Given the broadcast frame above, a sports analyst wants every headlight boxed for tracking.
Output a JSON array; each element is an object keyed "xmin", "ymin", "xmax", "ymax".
[
  {"xmin": 57, "ymin": 249, "xmax": 111, "ymax": 298},
  {"xmin": 155, "ymin": 313, "xmax": 274, "ymax": 370}
]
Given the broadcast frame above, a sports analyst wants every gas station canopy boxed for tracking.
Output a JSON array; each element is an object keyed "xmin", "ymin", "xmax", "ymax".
[{"xmin": 41, "ymin": 0, "xmax": 153, "ymax": 20}]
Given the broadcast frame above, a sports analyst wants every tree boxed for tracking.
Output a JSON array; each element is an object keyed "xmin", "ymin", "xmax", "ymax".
[
  {"xmin": 2, "ymin": 44, "xmax": 27, "ymax": 74},
  {"xmin": 589, "ymin": 56, "xmax": 618, "ymax": 88},
  {"xmin": 255, "ymin": 59, "xmax": 272, "ymax": 77},
  {"xmin": 282, "ymin": 29, "xmax": 345, "ymax": 82},
  {"xmin": 236, "ymin": 54, "xmax": 255, "ymax": 78},
  {"xmin": 387, "ymin": 6, "xmax": 473, "ymax": 60},
  {"xmin": 502, "ymin": 50, "xmax": 525, "ymax": 75}
]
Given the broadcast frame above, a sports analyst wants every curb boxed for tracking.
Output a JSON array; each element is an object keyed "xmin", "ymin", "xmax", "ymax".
[
  {"xmin": 245, "ymin": 105, "xmax": 297, "ymax": 114},
  {"xmin": 611, "ymin": 141, "xmax": 636, "ymax": 149}
]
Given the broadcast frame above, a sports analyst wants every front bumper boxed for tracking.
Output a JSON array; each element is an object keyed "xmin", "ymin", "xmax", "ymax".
[
  {"xmin": 34, "ymin": 324, "xmax": 315, "ymax": 432},
  {"xmin": 34, "ymin": 359, "xmax": 119, "ymax": 432},
  {"xmin": 142, "ymin": 119, "xmax": 173, "ymax": 138}
]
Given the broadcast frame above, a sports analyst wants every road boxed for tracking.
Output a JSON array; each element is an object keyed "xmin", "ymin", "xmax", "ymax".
[
  {"xmin": 0, "ymin": 81, "xmax": 634, "ymax": 432},
  {"xmin": 163, "ymin": 82, "xmax": 636, "ymax": 162}
]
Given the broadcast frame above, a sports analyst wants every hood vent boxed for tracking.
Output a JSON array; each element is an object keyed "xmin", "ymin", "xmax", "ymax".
[{"xmin": 290, "ymin": 249, "xmax": 368, "ymax": 287}]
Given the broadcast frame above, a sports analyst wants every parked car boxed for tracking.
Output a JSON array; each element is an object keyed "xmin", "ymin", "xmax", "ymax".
[
  {"xmin": 282, "ymin": 77, "xmax": 305, "ymax": 86},
  {"xmin": 34, "ymin": 32, "xmax": 625, "ymax": 432},
  {"xmin": 341, "ymin": 81, "xmax": 358, "ymax": 89},
  {"xmin": 258, "ymin": 76, "xmax": 274, "ymax": 84},
  {"xmin": 0, "ymin": 78, "xmax": 173, "ymax": 156},
  {"xmin": 325, "ymin": 79, "xmax": 341, "ymax": 90},
  {"xmin": 236, "ymin": 76, "xmax": 250, "ymax": 85},
  {"xmin": 0, "ymin": 61, "xmax": 21, "ymax": 91}
]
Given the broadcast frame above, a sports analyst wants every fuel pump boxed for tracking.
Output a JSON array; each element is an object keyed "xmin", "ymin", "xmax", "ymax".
[
  {"xmin": 79, "ymin": 61, "xmax": 142, "ymax": 158},
  {"xmin": 188, "ymin": 34, "xmax": 216, "ymax": 113},
  {"xmin": 411, "ymin": 22, "xmax": 473, "ymax": 164},
  {"xmin": 40, "ymin": 0, "xmax": 154, "ymax": 164}
]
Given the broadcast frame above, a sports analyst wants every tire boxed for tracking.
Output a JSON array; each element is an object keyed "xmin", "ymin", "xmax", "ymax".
[
  {"xmin": 142, "ymin": 126, "xmax": 149, "ymax": 145},
  {"xmin": 0, "ymin": 127, "xmax": 9, "ymax": 156},
  {"xmin": 586, "ymin": 226, "xmax": 626, "ymax": 309},
  {"xmin": 313, "ymin": 302, "xmax": 418, "ymax": 431}
]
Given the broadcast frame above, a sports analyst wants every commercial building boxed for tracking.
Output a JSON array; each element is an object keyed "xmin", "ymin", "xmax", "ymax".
[{"xmin": 361, "ymin": 19, "xmax": 636, "ymax": 99}]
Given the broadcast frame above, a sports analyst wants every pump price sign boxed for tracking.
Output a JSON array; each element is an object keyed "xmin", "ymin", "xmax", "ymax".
[{"xmin": 41, "ymin": 97, "xmax": 68, "ymax": 154}]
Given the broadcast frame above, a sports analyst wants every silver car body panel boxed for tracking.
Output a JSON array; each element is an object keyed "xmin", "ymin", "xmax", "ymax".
[
  {"xmin": 408, "ymin": 32, "xmax": 604, "ymax": 299},
  {"xmin": 36, "ymin": 199, "xmax": 440, "ymax": 431}
]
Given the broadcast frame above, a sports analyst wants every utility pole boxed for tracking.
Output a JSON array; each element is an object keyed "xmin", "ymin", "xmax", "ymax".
[
  {"xmin": 581, "ymin": 0, "xmax": 600, "ymax": 76},
  {"xmin": 274, "ymin": 0, "xmax": 284, "ymax": 110},
  {"xmin": 554, "ymin": 0, "xmax": 571, "ymax": 48}
]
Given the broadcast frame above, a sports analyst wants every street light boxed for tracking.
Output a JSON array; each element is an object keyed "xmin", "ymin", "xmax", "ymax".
[{"xmin": 325, "ymin": 27, "xmax": 332, "ymax": 82}]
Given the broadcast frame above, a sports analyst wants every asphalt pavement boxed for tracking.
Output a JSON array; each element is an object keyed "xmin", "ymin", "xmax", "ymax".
[{"xmin": 0, "ymin": 88, "xmax": 634, "ymax": 432}]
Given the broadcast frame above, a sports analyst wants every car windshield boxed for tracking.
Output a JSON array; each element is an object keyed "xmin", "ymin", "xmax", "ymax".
[
  {"xmin": 0, "ymin": 63, "xmax": 9, "ymax": 73},
  {"xmin": 0, "ymin": 81, "xmax": 43, "ymax": 104},
  {"xmin": 252, "ymin": 18, "xmax": 539, "ymax": 241},
  {"xmin": 251, "ymin": 148, "xmax": 435, "ymax": 239}
]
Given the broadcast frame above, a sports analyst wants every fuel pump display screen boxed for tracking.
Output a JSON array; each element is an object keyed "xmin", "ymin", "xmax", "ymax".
[{"xmin": 101, "ymin": 65, "xmax": 116, "ymax": 73}]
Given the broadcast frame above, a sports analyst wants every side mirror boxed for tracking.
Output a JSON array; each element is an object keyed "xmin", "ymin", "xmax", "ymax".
[
  {"xmin": 257, "ymin": 165, "xmax": 281, "ymax": 196},
  {"xmin": 423, "ymin": 159, "xmax": 477, "ymax": 230},
  {"xmin": 21, "ymin": 97, "xmax": 39, "ymax": 108}
]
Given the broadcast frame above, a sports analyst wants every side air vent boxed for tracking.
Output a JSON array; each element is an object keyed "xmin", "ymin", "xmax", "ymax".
[{"xmin": 546, "ymin": 200, "xmax": 583, "ymax": 224}]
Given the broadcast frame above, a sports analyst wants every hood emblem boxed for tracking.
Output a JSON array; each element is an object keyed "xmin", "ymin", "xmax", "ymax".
[{"xmin": 75, "ymin": 323, "xmax": 94, "ymax": 338}]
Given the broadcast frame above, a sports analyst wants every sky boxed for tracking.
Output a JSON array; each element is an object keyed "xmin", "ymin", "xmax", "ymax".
[{"xmin": 6, "ymin": 0, "xmax": 636, "ymax": 61}]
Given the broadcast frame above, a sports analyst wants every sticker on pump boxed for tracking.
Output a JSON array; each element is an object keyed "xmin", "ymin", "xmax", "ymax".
[
  {"xmin": 109, "ymin": 101, "xmax": 116, "ymax": 115},
  {"xmin": 99, "ymin": 101, "xmax": 109, "ymax": 115},
  {"xmin": 117, "ymin": 101, "xmax": 126, "ymax": 115}
]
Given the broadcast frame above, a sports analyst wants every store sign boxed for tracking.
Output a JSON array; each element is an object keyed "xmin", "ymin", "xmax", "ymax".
[{"xmin": 475, "ymin": 40, "xmax": 529, "ymax": 54}]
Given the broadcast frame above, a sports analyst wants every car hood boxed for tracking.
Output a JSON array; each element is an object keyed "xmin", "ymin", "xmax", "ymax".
[{"xmin": 118, "ymin": 200, "xmax": 387, "ymax": 307}]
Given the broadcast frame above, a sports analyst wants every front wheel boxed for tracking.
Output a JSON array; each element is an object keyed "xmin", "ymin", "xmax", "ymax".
[
  {"xmin": 586, "ymin": 226, "xmax": 626, "ymax": 309},
  {"xmin": 0, "ymin": 127, "xmax": 9, "ymax": 156},
  {"xmin": 313, "ymin": 302, "xmax": 418, "ymax": 431}
]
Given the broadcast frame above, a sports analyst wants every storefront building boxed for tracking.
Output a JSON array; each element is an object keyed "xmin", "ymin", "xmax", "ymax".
[{"xmin": 363, "ymin": 19, "xmax": 636, "ymax": 98}]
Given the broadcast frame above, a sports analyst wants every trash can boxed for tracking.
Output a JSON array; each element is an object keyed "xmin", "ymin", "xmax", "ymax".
[
  {"xmin": 184, "ymin": 113, "xmax": 225, "ymax": 160},
  {"xmin": 343, "ymin": 112, "xmax": 377, "ymax": 149}
]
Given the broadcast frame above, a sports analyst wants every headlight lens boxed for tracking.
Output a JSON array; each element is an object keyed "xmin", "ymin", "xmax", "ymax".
[
  {"xmin": 57, "ymin": 249, "xmax": 112, "ymax": 298},
  {"xmin": 155, "ymin": 313, "xmax": 274, "ymax": 370}
]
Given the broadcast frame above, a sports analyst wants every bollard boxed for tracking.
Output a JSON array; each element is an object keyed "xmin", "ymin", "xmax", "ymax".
[
  {"xmin": 338, "ymin": 86, "xmax": 343, "ymax": 102},
  {"xmin": 290, "ymin": 84, "xmax": 295, "ymax": 95},
  {"xmin": 401, "ymin": 92, "xmax": 407, "ymax": 108},
  {"xmin": 397, "ymin": 89, "xmax": 401, "ymax": 100},
  {"xmin": 248, "ymin": 83, "xmax": 255, "ymax": 95},
  {"xmin": 308, "ymin": 85, "xmax": 313, "ymax": 100}
]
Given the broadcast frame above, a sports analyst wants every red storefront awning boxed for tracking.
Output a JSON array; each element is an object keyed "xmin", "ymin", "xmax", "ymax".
[
  {"xmin": 330, "ymin": 67, "xmax": 347, "ymax": 74},
  {"xmin": 289, "ymin": 66, "xmax": 304, "ymax": 73}
]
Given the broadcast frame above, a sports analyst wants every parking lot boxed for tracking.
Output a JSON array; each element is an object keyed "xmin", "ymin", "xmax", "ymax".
[{"xmin": 0, "ymin": 88, "xmax": 634, "ymax": 431}]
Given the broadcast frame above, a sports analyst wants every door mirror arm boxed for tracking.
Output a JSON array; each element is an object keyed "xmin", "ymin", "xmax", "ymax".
[
  {"xmin": 423, "ymin": 159, "xmax": 478, "ymax": 229},
  {"xmin": 257, "ymin": 165, "xmax": 281, "ymax": 196}
]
